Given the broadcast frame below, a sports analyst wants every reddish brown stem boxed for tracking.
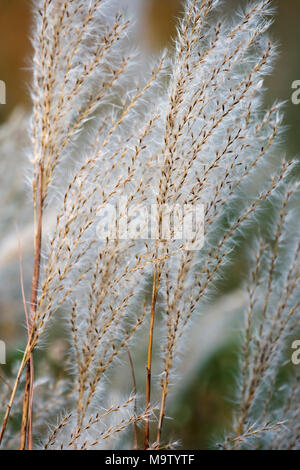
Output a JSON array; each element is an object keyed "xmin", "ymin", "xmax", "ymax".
[
  {"xmin": 27, "ymin": 358, "xmax": 34, "ymax": 450},
  {"xmin": 144, "ymin": 263, "xmax": 159, "ymax": 449},
  {"xmin": 20, "ymin": 162, "xmax": 44, "ymax": 450},
  {"xmin": 0, "ymin": 347, "xmax": 29, "ymax": 446},
  {"xmin": 19, "ymin": 362, "xmax": 31, "ymax": 450}
]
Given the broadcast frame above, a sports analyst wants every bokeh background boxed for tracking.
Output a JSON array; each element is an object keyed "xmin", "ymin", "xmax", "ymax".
[{"xmin": 0, "ymin": 0, "xmax": 299, "ymax": 448}]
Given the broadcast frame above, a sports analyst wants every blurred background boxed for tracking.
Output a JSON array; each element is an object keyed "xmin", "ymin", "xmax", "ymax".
[{"xmin": 0, "ymin": 0, "xmax": 299, "ymax": 448}]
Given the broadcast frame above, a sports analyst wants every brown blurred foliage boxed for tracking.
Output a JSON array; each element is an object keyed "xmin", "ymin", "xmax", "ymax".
[
  {"xmin": 0, "ymin": 0, "xmax": 31, "ymax": 122},
  {"xmin": 142, "ymin": 0, "xmax": 184, "ymax": 50}
]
